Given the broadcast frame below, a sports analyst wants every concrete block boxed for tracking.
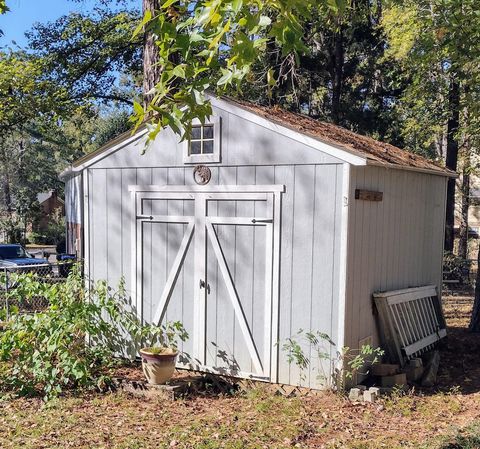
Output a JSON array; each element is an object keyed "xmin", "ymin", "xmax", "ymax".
[
  {"xmin": 406, "ymin": 365, "xmax": 424, "ymax": 383},
  {"xmin": 380, "ymin": 372, "xmax": 407, "ymax": 388},
  {"xmin": 369, "ymin": 387, "xmax": 380, "ymax": 395},
  {"xmin": 349, "ymin": 388, "xmax": 363, "ymax": 402},
  {"xmin": 408, "ymin": 358, "xmax": 423, "ymax": 368},
  {"xmin": 363, "ymin": 389, "xmax": 377, "ymax": 403},
  {"xmin": 421, "ymin": 350, "xmax": 440, "ymax": 387},
  {"xmin": 371, "ymin": 363, "xmax": 399, "ymax": 377}
]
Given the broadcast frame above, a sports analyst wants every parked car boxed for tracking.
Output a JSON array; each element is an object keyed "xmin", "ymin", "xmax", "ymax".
[{"xmin": 0, "ymin": 244, "xmax": 51, "ymax": 273}]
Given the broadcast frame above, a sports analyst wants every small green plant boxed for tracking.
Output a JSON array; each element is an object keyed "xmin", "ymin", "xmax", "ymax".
[
  {"xmin": 282, "ymin": 329, "xmax": 384, "ymax": 389},
  {"xmin": 0, "ymin": 266, "xmax": 188, "ymax": 400},
  {"xmin": 138, "ymin": 320, "xmax": 189, "ymax": 351}
]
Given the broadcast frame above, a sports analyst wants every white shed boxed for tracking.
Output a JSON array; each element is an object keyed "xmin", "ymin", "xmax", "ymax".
[{"xmin": 61, "ymin": 96, "xmax": 454, "ymax": 388}]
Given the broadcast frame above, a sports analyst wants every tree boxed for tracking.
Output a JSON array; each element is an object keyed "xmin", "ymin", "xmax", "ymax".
[
  {"xmin": 142, "ymin": 0, "xmax": 161, "ymax": 106},
  {"xmin": 381, "ymin": 0, "xmax": 480, "ymax": 253},
  {"xmin": 132, "ymin": 0, "xmax": 348, "ymax": 140},
  {"xmin": 0, "ymin": 51, "xmax": 68, "ymax": 135},
  {"xmin": 26, "ymin": 6, "xmax": 142, "ymax": 107},
  {"xmin": 236, "ymin": 1, "xmax": 405, "ymax": 146},
  {"xmin": 0, "ymin": 0, "xmax": 7, "ymax": 36}
]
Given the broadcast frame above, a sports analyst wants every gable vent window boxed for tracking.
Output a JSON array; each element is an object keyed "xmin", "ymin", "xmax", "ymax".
[
  {"xmin": 189, "ymin": 124, "xmax": 214, "ymax": 155},
  {"xmin": 183, "ymin": 116, "xmax": 221, "ymax": 164}
]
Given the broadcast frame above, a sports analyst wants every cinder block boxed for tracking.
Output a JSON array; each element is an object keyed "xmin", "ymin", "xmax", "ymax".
[
  {"xmin": 371, "ymin": 363, "xmax": 400, "ymax": 377},
  {"xmin": 369, "ymin": 387, "xmax": 380, "ymax": 395},
  {"xmin": 406, "ymin": 366, "xmax": 424, "ymax": 383},
  {"xmin": 380, "ymin": 372, "xmax": 407, "ymax": 388},
  {"xmin": 363, "ymin": 389, "xmax": 377, "ymax": 403},
  {"xmin": 349, "ymin": 388, "xmax": 363, "ymax": 402},
  {"xmin": 408, "ymin": 358, "xmax": 423, "ymax": 368}
]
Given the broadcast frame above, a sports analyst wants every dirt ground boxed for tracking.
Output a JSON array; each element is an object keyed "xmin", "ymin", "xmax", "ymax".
[{"xmin": 0, "ymin": 293, "xmax": 480, "ymax": 449}]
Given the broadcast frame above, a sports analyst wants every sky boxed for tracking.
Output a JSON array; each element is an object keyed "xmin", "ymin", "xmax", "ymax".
[{"xmin": 0, "ymin": 0, "xmax": 136, "ymax": 48}]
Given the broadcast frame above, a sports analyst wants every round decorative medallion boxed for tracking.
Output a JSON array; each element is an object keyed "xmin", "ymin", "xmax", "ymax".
[{"xmin": 193, "ymin": 165, "xmax": 212, "ymax": 185}]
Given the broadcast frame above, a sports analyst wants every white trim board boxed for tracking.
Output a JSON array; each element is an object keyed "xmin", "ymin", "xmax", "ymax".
[{"xmin": 128, "ymin": 184, "xmax": 286, "ymax": 193}]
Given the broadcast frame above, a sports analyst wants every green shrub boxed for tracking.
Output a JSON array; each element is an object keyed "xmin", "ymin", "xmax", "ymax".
[{"xmin": 0, "ymin": 267, "xmax": 187, "ymax": 400}]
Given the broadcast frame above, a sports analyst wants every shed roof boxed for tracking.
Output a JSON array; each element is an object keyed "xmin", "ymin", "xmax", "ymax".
[
  {"xmin": 221, "ymin": 97, "xmax": 455, "ymax": 177},
  {"xmin": 62, "ymin": 96, "xmax": 455, "ymax": 178}
]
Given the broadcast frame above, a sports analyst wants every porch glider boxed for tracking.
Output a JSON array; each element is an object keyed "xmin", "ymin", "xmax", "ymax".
[{"xmin": 373, "ymin": 285, "xmax": 447, "ymax": 366}]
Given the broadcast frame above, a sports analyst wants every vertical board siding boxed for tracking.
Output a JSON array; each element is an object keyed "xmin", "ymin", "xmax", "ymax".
[
  {"xmin": 87, "ymin": 163, "xmax": 344, "ymax": 388},
  {"xmin": 345, "ymin": 166, "xmax": 447, "ymax": 352},
  {"xmin": 290, "ymin": 165, "xmax": 316, "ymax": 386}
]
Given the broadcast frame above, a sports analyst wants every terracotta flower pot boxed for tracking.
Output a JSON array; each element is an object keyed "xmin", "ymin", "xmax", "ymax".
[{"xmin": 140, "ymin": 347, "xmax": 178, "ymax": 385}]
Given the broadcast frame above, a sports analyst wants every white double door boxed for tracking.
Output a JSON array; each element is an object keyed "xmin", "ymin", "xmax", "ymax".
[{"xmin": 132, "ymin": 186, "xmax": 281, "ymax": 381}]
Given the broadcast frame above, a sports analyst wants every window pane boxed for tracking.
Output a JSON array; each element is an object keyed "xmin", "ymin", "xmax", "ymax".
[
  {"xmin": 203, "ymin": 125, "xmax": 214, "ymax": 139},
  {"xmin": 203, "ymin": 140, "xmax": 214, "ymax": 154},
  {"xmin": 190, "ymin": 141, "xmax": 202, "ymax": 154},
  {"xmin": 191, "ymin": 126, "xmax": 202, "ymax": 140}
]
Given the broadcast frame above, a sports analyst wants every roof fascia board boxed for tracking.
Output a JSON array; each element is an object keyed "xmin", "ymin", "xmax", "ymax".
[
  {"xmin": 366, "ymin": 160, "xmax": 457, "ymax": 178},
  {"xmin": 208, "ymin": 96, "xmax": 367, "ymax": 166}
]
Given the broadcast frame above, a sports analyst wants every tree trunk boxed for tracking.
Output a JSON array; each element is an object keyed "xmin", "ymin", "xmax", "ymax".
[
  {"xmin": 142, "ymin": 0, "xmax": 161, "ymax": 107},
  {"xmin": 458, "ymin": 157, "xmax": 470, "ymax": 259},
  {"xmin": 469, "ymin": 241, "xmax": 480, "ymax": 332},
  {"xmin": 0, "ymin": 146, "xmax": 12, "ymax": 215},
  {"xmin": 330, "ymin": 29, "xmax": 344, "ymax": 124},
  {"xmin": 444, "ymin": 77, "xmax": 460, "ymax": 252}
]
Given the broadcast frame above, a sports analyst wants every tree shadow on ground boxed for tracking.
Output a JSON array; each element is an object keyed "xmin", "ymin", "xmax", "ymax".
[{"xmin": 435, "ymin": 292, "xmax": 480, "ymax": 394}]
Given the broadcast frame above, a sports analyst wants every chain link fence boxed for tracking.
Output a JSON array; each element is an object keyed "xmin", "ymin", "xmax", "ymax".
[{"xmin": 0, "ymin": 262, "xmax": 77, "ymax": 318}]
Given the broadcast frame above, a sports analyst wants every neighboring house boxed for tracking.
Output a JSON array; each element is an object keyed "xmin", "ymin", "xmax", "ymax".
[
  {"xmin": 60, "ymin": 96, "xmax": 454, "ymax": 388},
  {"xmin": 35, "ymin": 190, "xmax": 65, "ymax": 232},
  {"xmin": 454, "ymin": 171, "xmax": 480, "ymax": 259}
]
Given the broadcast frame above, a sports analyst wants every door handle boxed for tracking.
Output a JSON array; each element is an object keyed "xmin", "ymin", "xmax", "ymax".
[{"xmin": 200, "ymin": 279, "xmax": 211, "ymax": 294}]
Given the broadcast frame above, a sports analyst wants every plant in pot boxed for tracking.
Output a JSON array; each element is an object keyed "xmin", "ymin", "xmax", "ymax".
[{"xmin": 139, "ymin": 321, "xmax": 188, "ymax": 385}]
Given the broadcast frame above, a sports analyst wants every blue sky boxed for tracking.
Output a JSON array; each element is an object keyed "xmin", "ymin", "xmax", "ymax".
[{"xmin": 0, "ymin": 0, "xmax": 137, "ymax": 48}]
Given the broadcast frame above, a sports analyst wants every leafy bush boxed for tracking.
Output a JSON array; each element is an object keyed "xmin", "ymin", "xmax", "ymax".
[{"xmin": 0, "ymin": 267, "xmax": 188, "ymax": 399}]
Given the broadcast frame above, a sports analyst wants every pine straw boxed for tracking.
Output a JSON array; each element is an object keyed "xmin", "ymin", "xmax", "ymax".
[{"xmin": 0, "ymin": 294, "xmax": 479, "ymax": 449}]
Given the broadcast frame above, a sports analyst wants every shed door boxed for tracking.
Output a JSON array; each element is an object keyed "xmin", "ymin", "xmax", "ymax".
[
  {"xmin": 133, "ymin": 188, "xmax": 281, "ymax": 382},
  {"xmin": 203, "ymin": 193, "xmax": 274, "ymax": 380}
]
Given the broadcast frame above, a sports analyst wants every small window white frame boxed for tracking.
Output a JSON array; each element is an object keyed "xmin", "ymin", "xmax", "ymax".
[{"xmin": 183, "ymin": 116, "xmax": 221, "ymax": 164}]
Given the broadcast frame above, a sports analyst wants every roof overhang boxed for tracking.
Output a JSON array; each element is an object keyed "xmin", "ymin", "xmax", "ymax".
[{"xmin": 366, "ymin": 160, "xmax": 458, "ymax": 178}]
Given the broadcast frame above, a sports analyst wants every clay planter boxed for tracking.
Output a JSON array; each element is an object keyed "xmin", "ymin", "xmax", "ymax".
[{"xmin": 140, "ymin": 347, "xmax": 178, "ymax": 385}]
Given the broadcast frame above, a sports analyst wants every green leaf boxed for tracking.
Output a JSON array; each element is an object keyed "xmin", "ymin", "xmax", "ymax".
[
  {"xmin": 132, "ymin": 9, "xmax": 152, "ymax": 38},
  {"xmin": 161, "ymin": 0, "xmax": 179, "ymax": 8},
  {"xmin": 217, "ymin": 69, "xmax": 233, "ymax": 86},
  {"xmin": 258, "ymin": 15, "xmax": 271, "ymax": 27},
  {"xmin": 231, "ymin": 0, "xmax": 243, "ymax": 14},
  {"xmin": 171, "ymin": 65, "xmax": 186, "ymax": 79},
  {"xmin": 133, "ymin": 101, "xmax": 144, "ymax": 116}
]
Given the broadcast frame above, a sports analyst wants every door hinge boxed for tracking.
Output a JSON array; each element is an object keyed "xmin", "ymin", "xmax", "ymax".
[{"xmin": 251, "ymin": 218, "xmax": 273, "ymax": 224}]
